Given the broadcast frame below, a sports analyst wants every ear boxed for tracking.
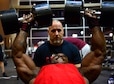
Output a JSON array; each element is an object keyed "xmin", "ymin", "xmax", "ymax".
[
  {"xmin": 47, "ymin": 28, "xmax": 49, "ymax": 34},
  {"xmin": 62, "ymin": 28, "xmax": 64, "ymax": 34}
]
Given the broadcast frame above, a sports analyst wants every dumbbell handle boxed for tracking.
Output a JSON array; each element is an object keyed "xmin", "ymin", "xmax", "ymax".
[
  {"xmin": 80, "ymin": 11, "xmax": 101, "ymax": 14},
  {"xmin": 18, "ymin": 17, "xmax": 25, "ymax": 21},
  {"xmin": 18, "ymin": 11, "xmax": 101, "ymax": 22}
]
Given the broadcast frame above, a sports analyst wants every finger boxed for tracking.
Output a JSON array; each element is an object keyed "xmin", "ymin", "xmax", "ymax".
[{"xmin": 85, "ymin": 8, "xmax": 95, "ymax": 17}]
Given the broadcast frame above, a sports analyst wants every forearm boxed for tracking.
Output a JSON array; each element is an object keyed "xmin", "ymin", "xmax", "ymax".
[
  {"xmin": 12, "ymin": 30, "xmax": 28, "ymax": 56},
  {"xmin": 12, "ymin": 13, "xmax": 33, "ymax": 55},
  {"xmin": 91, "ymin": 26, "xmax": 106, "ymax": 57}
]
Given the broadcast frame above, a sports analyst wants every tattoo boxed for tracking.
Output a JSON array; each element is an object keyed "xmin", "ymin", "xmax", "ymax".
[{"xmin": 18, "ymin": 32, "xmax": 28, "ymax": 52}]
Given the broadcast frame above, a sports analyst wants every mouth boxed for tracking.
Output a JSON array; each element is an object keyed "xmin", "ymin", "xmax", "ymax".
[{"xmin": 53, "ymin": 39, "xmax": 61, "ymax": 43}]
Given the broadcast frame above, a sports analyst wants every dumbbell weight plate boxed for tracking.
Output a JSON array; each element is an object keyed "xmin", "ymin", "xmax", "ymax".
[
  {"xmin": 0, "ymin": 9, "xmax": 19, "ymax": 35},
  {"xmin": 64, "ymin": 1, "xmax": 82, "ymax": 26},
  {"xmin": 32, "ymin": 3, "xmax": 53, "ymax": 28},
  {"xmin": 100, "ymin": 1, "xmax": 114, "ymax": 27}
]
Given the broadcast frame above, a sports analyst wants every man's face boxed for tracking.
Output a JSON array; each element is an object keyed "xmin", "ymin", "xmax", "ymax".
[{"xmin": 48, "ymin": 20, "xmax": 64, "ymax": 46}]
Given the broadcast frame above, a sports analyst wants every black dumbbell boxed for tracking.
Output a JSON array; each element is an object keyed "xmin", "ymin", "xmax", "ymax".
[
  {"xmin": 0, "ymin": 3, "xmax": 53, "ymax": 35},
  {"xmin": 64, "ymin": 1, "xmax": 82, "ymax": 26},
  {"xmin": 64, "ymin": 1, "xmax": 114, "ymax": 27},
  {"xmin": 0, "ymin": 9, "xmax": 20, "ymax": 35},
  {"xmin": 32, "ymin": 3, "xmax": 52, "ymax": 28},
  {"xmin": 100, "ymin": 1, "xmax": 114, "ymax": 27}
]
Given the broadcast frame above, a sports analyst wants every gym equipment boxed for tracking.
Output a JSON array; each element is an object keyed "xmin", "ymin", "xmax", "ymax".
[
  {"xmin": 0, "ymin": 3, "xmax": 53, "ymax": 35},
  {"xmin": 64, "ymin": 1, "xmax": 114, "ymax": 27},
  {"xmin": 1, "ymin": 1, "xmax": 114, "ymax": 35},
  {"xmin": 32, "ymin": 3, "xmax": 52, "ymax": 28},
  {"xmin": 64, "ymin": 1, "xmax": 82, "ymax": 26},
  {"xmin": 0, "ymin": 9, "xmax": 20, "ymax": 35},
  {"xmin": 100, "ymin": 1, "xmax": 114, "ymax": 27}
]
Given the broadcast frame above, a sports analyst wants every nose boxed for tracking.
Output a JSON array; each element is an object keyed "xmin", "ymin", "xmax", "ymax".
[{"xmin": 55, "ymin": 30, "xmax": 59, "ymax": 35}]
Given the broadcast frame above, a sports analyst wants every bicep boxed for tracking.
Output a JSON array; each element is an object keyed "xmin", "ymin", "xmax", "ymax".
[
  {"xmin": 81, "ymin": 50, "xmax": 103, "ymax": 67},
  {"xmin": 81, "ymin": 51, "xmax": 103, "ymax": 83},
  {"xmin": 13, "ymin": 53, "xmax": 38, "ymax": 83}
]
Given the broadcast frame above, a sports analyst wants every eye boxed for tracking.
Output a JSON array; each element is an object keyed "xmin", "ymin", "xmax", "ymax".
[
  {"xmin": 51, "ymin": 30, "xmax": 56, "ymax": 33},
  {"xmin": 57, "ymin": 29, "xmax": 61, "ymax": 32}
]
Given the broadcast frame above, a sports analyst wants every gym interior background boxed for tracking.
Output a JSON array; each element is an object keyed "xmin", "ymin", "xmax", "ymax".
[{"xmin": 0, "ymin": 0, "xmax": 114, "ymax": 84}]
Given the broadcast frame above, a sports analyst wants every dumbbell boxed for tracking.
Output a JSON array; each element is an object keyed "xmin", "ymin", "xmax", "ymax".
[
  {"xmin": 64, "ymin": 1, "xmax": 82, "ymax": 26},
  {"xmin": 100, "ymin": 1, "xmax": 114, "ymax": 27},
  {"xmin": 0, "ymin": 3, "xmax": 53, "ymax": 35},
  {"xmin": 64, "ymin": 1, "xmax": 114, "ymax": 27},
  {"xmin": 0, "ymin": 9, "xmax": 20, "ymax": 35}
]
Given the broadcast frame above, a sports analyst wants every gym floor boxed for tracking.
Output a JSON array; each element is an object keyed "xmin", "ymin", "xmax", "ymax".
[{"xmin": 0, "ymin": 57, "xmax": 112, "ymax": 84}]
